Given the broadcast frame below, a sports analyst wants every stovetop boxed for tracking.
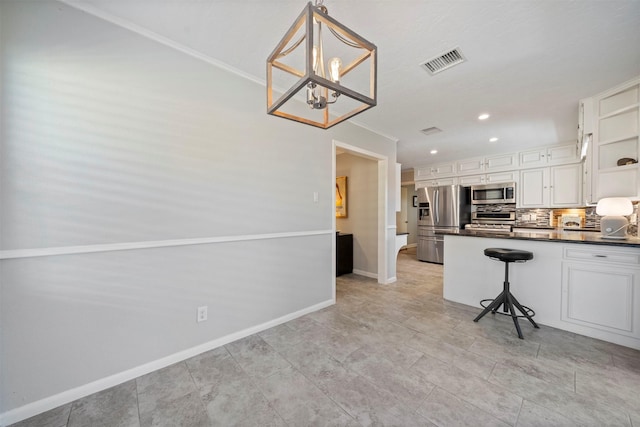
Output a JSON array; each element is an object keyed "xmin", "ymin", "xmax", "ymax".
[{"xmin": 465, "ymin": 223, "xmax": 513, "ymax": 233}]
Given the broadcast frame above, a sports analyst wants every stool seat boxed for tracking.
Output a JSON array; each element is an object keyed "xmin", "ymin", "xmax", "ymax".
[{"xmin": 484, "ymin": 248, "xmax": 533, "ymax": 262}]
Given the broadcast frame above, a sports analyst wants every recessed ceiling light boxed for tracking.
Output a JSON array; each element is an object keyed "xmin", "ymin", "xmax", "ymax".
[
  {"xmin": 478, "ymin": 113, "xmax": 490, "ymax": 120},
  {"xmin": 430, "ymin": 149, "xmax": 438, "ymax": 154},
  {"xmin": 489, "ymin": 137, "xmax": 499, "ymax": 142}
]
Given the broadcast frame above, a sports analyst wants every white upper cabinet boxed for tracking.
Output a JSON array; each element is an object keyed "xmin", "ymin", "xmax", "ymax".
[
  {"xmin": 456, "ymin": 153, "xmax": 518, "ymax": 175},
  {"xmin": 458, "ymin": 174, "xmax": 485, "ymax": 186},
  {"xmin": 519, "ymin": 143, "xmax": 579, "ymax": 168},
  {"xmin": 485, "ymin": 153, "xmax": 519, "ymax": 171},
  {"xmin": 587, "ymin": 77, "xmax": 640, "ymax": 201},
  {"xmin": 418, "ymin": 177, "xmax": 458, "ymax": 188},
  {"xmin": 413, "ymin": 138, "xmax": 588, "ymax": 207},
  {"xmin": 550, "ymin": 163, "xmax": 583, "ymax": 206},
  {"xmin": 457, "ymin": 157, "xmax": 484, "ymax": 175},
  {"xmin": 415, "ymin": 162, "xmax": 457, "ymax": 180},
  {"xmin": 458, "ymin": 171, "xmax": 518, "ymax": 186},
  {"xmin": 518, "ymin": 163, "xmax": 582, "ymax": 208},
  {"xmin": 519, "ymin": 168, "xmax": 549, "ymax": 208}
]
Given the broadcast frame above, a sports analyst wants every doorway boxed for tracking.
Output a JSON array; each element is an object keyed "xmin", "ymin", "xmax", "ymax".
[{"xmin": 332, "ymin": 140, "xmax": 388, "ymax": 285}]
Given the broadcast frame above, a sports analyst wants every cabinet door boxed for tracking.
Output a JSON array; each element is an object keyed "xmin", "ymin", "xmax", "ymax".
[
  {"xmin": 548, "ymin": 143, "xmax": 579, "ymax": 165},
  {"xmin": 562, "ymin": 262, "xmax": 639, "ymax": 337},
  {"xmin": 519, "ymin": 148, "xmax": 547, "ymax": 168},
  {"xmin": 431, "ymin": 162, "xmax": 457, "ymax": 177},
  {"xmin": 485, "ymin": 153, "xmax": 518, "ymax": 172},
  {"xmin": 434, "ymin": 177, "xmax": 458, "ymax": 186},
  {"xmin": 550, "ymin": 164, "xmax": 582, "ymax": 206},
  {"xmin": 415, "ymin": 166, "xmax": 434, "ymax": 180},
  {"xmin": 457, "ymin": 157, "xmax": 484, "ymax": 175},
  {"xmin": 415, "ymin": 181, "xmax": 428, "ymax": 190},
  {"xmin": 458, "ymin": 174, "xmax": 484, "ymax": 186},
  {"xmin": 591, "ymin": 78, "xmax": 640, "ymax": 200},
  {"xmin": 596, "ymin": 167, "xmax": 639, "ymax": 199},
  {"xmin": 519, "ymin": 168, "xmax": 549, "ymax": 207},
  {"xmin": 485, "ymin": 171, "xmax": 518, "ymax": 184}
]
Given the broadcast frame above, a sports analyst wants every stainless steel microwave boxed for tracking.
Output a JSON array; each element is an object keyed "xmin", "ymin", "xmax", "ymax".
[{"xmin": 470, "ymin": 182, "xmax": 516, "ymax": 204}]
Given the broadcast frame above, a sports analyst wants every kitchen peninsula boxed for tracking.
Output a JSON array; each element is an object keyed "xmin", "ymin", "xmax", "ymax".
[{"xmin": 442, "ymin": 230, "xmax": 640, "ymax": 349}]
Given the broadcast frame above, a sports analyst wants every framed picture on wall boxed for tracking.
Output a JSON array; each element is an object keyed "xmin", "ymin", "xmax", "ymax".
[
  {"xmin": 413, "ymin": 195, "xmax": 418, "ymax": 207},
  {"xmin": 336, "ymin": 176, "xmax": 347, "ymax": 218}
]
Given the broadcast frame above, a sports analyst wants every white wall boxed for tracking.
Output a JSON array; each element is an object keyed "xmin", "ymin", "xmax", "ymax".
[
  {"xmin": 336, "ymin": 153, "xmax": 378, "ymax": 275},
  {"xmin": 0, "ymin": 0, "xmax": 396, "ymax": 423}
]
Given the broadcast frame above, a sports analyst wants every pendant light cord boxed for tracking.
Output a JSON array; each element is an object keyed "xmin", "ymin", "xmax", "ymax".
[{"xmin": 277, "ymin": 1, "xmax": 362, "ymax": 58}]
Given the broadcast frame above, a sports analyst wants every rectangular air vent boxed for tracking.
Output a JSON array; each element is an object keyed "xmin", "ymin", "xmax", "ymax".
[
  {"xmin": 421, "ymin": 127, "xmax": 442, "ymax": 136},
  {"xmin": 421, "ymin": 48, "xmax": 466, "ymax": 75}
]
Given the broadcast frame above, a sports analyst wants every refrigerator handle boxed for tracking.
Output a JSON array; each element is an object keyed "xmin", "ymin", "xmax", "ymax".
[{"xmin": 434, "ymin": 189, "xmax": 440, "ymax": 224}]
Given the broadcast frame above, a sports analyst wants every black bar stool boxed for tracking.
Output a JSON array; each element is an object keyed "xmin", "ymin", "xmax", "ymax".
[{"xmin": 473, "ymin": 248, "xmax": 539, "ymax": 339}]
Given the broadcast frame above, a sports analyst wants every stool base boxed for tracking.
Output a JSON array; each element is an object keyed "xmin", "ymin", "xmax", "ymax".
[{"xmin": 473, "ymin": 288, "xmax": 539, "ymax": 339}]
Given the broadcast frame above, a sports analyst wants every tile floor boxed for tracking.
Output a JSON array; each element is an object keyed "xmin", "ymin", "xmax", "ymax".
[{"xmin": 10, "ymin": 248, "xmax": 640, "ymax": 427}]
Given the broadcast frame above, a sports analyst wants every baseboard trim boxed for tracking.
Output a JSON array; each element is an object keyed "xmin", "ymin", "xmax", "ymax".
[
  {"xmin": 352, "ymin": 269, "xmax": 378, "ymax": 279},
  {"xmin": 0, "ymin": 298, "xmax": 335, "ymax": 427}
]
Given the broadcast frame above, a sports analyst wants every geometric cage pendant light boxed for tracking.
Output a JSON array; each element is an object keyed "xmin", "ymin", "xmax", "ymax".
[{"xmin": 267, "ymin": 1, "xmax": 377, "ymax": 129}]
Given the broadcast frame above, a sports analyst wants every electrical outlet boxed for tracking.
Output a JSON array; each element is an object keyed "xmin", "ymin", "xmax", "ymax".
[
  {"xmin": 313, "ymin": 191, "xmax": 319, "ymax": 203},
  {"xmin": 197, "ymin": 306, "xmax": 208, "ymax": 323}
]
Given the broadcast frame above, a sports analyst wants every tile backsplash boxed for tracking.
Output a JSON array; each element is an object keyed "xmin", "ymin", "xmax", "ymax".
[
  {"xmin": 515, "ymin": 203, "xmax": 639, "ymax": 236},
  {"xmin": 515, "ymin": 208, "xmax": 552, "ymax": 227}
]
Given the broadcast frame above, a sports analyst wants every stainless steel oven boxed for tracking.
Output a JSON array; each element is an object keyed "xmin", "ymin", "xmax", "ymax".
[
  {"xmin": 471, "ymin": 182, "xmax": 516, "ymax": 205},
  {"xmin": 465, "ymin": 203, "xmax": 516, "ymax": 233}
]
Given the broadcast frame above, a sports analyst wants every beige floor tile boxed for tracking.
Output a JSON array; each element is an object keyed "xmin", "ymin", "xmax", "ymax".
[{"xmin": 14, "ymin": 250, "xmax": 640, "ymax": 427}]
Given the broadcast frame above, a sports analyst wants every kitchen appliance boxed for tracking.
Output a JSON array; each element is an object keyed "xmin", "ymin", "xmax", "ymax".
[
  {"xmin": 464, "ymin": 223, "xmax": 513, "ymax": 233},
  {"xmin": 465, "ymin": 203, "xmax": 516, "ymax": 233},
  {"xmin": 561, "ymin": 214, "xmax": 582, "ymax": 229},
  {"xmin": 417, "ymin": 185, "xmax": 470, "ymax": 263},
  {"xmin": 596, "ymin": 197, "xmax": 634, "ymax": 239},
  {"xmin": 471, "ymin": 182, "xmax": 516, "ymax": 205}
]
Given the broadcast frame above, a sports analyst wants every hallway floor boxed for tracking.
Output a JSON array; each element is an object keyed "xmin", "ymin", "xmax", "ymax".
[{"xmin": 12, "ymin": 249, "xmax": 640, "ymax": 426}]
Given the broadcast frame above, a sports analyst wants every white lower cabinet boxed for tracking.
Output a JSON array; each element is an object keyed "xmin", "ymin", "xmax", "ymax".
[
  {"xmin": 444, "ymin": 234, "xmax": 640, "ymax": 349},
  {"xmin": 561, "ymin": 246, "xmax": 640, "ymax": 339}
]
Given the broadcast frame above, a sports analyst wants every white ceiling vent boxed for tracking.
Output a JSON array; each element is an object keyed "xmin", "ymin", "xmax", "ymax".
[
  {"xmin": 420, "ymin": 127, "xmax": 442, "ymax": 136},
  {"xmin": 420, "ymin": 48, "xmax": 466, "ymax": 75}
]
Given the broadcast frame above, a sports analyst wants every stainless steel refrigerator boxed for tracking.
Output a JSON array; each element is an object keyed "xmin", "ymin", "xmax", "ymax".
[{"xmin": 417, "ymin": 185, "xmax": 470, "ymax": 263}]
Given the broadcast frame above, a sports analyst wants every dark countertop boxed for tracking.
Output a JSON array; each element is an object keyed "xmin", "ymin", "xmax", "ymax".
[
  {"xmin": 440, "ymin": 229, "xmax": 640, "ymax": 248},
  {"xmin": 396, "ymin": 232, "xmax": 409, "ymax": 236},
  {"xmin": 515, "ymin": 226, "xmax": 602, "ymax": 232}
]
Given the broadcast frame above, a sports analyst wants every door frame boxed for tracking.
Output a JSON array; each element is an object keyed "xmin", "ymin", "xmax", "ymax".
[{"xmin": 332, "ymin": 139, "xmax": 389, "ymax": 286}]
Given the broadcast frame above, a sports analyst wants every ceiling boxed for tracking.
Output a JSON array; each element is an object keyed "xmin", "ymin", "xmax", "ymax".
[{"xmin": 64, "ymin": 0, "xmax": 640, "ymax": 170}]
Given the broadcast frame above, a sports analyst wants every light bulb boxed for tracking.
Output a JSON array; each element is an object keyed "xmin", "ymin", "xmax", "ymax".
[
  {"xmin": 329, "ymin": 57, "xmax": 342, "ymax": 83},
  {"xmin": 312, "ymin": 46, "xmax": 319, "ymax": 73}
]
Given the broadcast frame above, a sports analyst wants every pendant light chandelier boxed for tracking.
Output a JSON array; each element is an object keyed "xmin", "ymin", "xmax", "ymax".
[{"xmin": 267, "ymin": 1, "xmax": 377, "ymax": 129}]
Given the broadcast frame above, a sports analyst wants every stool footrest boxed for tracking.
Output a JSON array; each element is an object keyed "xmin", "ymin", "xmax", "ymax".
[{"xmin": 479, "ymin": 298, "xmax": 536, "ymax": 318}]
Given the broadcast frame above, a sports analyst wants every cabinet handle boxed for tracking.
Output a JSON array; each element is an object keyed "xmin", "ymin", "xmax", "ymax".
[{"xmin": 593, "ymin": 255, "xmax": 607, "ymax": 258}]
